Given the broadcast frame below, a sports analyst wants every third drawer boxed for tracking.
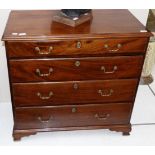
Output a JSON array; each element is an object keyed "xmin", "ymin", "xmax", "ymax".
[{"xmin": 12, "ymin": 79, "xmax": 138, "ymax": 107}]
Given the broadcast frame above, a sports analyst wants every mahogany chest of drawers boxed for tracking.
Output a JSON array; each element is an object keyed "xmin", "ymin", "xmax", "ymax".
[{"xmin": 2, "ymin": 10, "xmax": 151, "ymax": 141}]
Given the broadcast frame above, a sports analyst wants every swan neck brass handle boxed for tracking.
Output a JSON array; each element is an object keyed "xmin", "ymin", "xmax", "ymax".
[
  {"xmin": 38, "ymin": 116, "xmax": 53, "ymax": 123},
  {"xmin": 101, "ymin": 66, "xmax": 117, "ymax": 74},
  {"xmin": 35, "ymin": 46, "xmax": 53, "ymax": 55},
  {"xmin": 98, "ymin": 89, "xmax": 113, "ymax": 97},
  {"xmin": 36, "ymin": 68, "xmax": 53, "ymax": 77},
  {"xmin": 94, "ymin": 113, "xmax": 110, "ymax": 120},
  {"xmin": 37, "ymin": 91, "xmax": 53, "ymax": 100},
  {"xmin": 104, "ymin": 43, "xmax": 122, "ymax": 52}
]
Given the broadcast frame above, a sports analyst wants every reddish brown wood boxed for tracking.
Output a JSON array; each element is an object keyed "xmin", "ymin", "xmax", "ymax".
[
  {"xmin": 13, "ymin": 124, "xmax": 131, "ymax": 140},
  {"xmin": 109, "ymin": 124, "xmax": 131, "ymax": 135},
  {"xmin": 13, "ymin": 130, "xmax": 37, "ymax": 141},
  {"xmin": 9, "ymin": 56, "xmax": 143, "ymax": 82},
  {"xmin": 14, "ymin": 103, "xmax": 132, "ymax": 130},
  {"xmin": 12, "ymin": 79, "xmax": 138, "ymax": 107},
  {"xmin": 6, "ymin": 38, "xmax": 148, "ymax": 58},
  {"xmin": 2, "ymin": 10, "xmax": 151, "ymax": 41},
  {"xmin": 2, "ymin": 10, "xmax": 151, "ymax": 141}
]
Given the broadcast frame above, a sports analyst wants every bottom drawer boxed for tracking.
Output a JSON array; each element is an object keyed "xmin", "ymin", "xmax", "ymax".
[{"xmin": 14, "ymin": 103, "xmax": 132, "ymax": 130}]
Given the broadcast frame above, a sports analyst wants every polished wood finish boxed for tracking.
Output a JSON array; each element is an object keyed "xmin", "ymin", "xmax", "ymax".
[
  {"xmin": 13, "ymin": 130, "xmax": 37, "ymax": 141},
  {"xmin": 12, "ymin": 79, "xmax": 138, "ymax": 106},
  {"xmin": 10, "ymin": 56, "xmax": 143, "ymax": 82},
  {"xmin": 13, "ymin": 124, "xmax": 131, "ymax": 141},
  {"xmin": 2, "ymin": 10, "xmax": 151, "ymax": 141},
  {"xmin": 6, "ymin": 38, "xmax": 148, "ymax": 58},
  {"xmin": 2, "ymin": 10, "xmax": 151, "ymax": 41},
  {"xmin": 14, "ymin": 103, "xmax": 131, "ymax": 129}
]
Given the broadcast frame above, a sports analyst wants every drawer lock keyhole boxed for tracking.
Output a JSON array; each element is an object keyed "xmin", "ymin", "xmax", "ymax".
[
  {"xmin": 76, "ymin": 41, "xmax": 81, "ymax": 48},
  {"xmin": 72, "ymin": 107, "xmax": 77, "ymax": 113},
  {"xmin": 75, "ymin": 61, "xmax": 80, "ymax": 67}
]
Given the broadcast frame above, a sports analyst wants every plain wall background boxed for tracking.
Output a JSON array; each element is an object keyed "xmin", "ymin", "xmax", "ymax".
[{"xmin": 0, "ymin": 9, "xmax": 149, "ymax": 103}]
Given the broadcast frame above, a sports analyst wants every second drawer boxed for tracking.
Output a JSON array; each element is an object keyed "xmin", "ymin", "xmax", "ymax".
[
  {"xmin": 9, "ymin": 56, "xmax": 143, "ymax": 82},
  {"xmin": 12, "ymin": 79, "xmax": 138, "ymax": 107}
]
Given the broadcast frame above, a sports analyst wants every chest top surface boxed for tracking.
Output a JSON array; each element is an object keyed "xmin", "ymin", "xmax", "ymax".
[{"xmin": 2, "ymin": 9, "xmax": 151, "ymax": 41}]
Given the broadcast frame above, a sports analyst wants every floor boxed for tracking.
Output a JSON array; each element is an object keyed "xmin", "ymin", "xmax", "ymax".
[{"xmin": 0, "ymin": 10, "xmax": 155, "ymax": 145}]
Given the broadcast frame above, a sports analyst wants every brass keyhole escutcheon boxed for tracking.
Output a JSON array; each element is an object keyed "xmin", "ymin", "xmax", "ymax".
[
  {"xmin": 76, "ymin": 41, "xmax": 81, "ymax": 48},
  {"xmin": 104, "ymin": 44, "xmax": 109, "ymax": 48},
  {"xmin": 117, "ymin": 43, "xmax": 122, "ymax": 48},
  {"xmin": 75, "ymin": 61, "xmax": 80, "ymax": 67},
  {"xmin": 72, "ymin": 107, "xmax": 77, "ymax": 113},
  {"xmin": 73, "ymin": 83, "xmax": 78, "ymax": 90}
]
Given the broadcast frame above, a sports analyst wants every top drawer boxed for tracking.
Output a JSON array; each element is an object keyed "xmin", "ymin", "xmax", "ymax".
[{"xmin": 6, "ymin": 38, "xmax": 148, "ymax": 58}]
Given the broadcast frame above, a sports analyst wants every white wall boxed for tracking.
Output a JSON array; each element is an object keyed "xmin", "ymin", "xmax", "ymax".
[
  {"xmin": 0, "ymin": 9, "xmax": 149, "ymax": 103},
  {"xmin": 129, "ymin": 9, "xmax": 149, "ymax": 26},
  {"xmin": 0, "ymin": 10, "xmax": 11, "ymax": 103}
]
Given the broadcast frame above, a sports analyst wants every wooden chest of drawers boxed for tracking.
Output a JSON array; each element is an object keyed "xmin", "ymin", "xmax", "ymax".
[{"xmin": 2, "ymin": 10, "xmax": 151, "ymax": 141}]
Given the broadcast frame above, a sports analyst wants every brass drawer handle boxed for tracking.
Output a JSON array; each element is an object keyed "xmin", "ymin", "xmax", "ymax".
[
  {"xmin": 101, "ymin": 66, "xmax": 117, "ymax": 74},
  {"xmin": 94, "ymin": 113, "xmax": 110, "ymax": 120},
  {"xmin": 38, "ymin": 116, "xmax": 54, "ymax": 123},
  {"xmin": 36, "ymin": 68, "xmax": 53, "ymax": 77},
  {"xmin": 35, "ymin": 46, "xmax": 53, "ymax": 55},
  {"xmin": 98, "ymin": 89, "xmax": 113, "ymax": 97},
  {"xmin": 37, "ymin": 91, "xmax": 53, "ymax": 100},
  {"xmin": 104, "ymin": 43, "xmax": 122, "ymax": 52},
  {"xmin": 76, "ymin": 41, "xmax": 81, "ymax": 48}
]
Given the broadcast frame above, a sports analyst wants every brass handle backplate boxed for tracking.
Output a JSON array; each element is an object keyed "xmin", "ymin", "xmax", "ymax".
[
  {"xmin": 37, "ymin": 91, "xmax": 53, "ymax": 100},
  {"xmin": 104, "ymin": 43, "xmax": 122, "ymax": 52},
  {"xmin": 36, "ymin": 68, "xmax": 53, "ymax": 77},
  {"xmin": 98, "ymin": 89, "xmax": 113, "ymax": 97},
  {"xmin": 94, "ymin": 113, "xmax": 110, "ymax": 120},
  {"xmin": 35, "ymin": 46, "xmax": 53, "ymax": 55},
  {"xmin": 101, "ymin": 66, "xmax": 118, "ymax": 74},
  {"xmin": 38, "ymin": 116, "xmax": 53, "ymax": 123}
]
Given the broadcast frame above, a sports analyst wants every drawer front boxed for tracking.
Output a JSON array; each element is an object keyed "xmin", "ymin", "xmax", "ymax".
[
  {"xmin": 14, "ymin": 103, "xmax": 131, "ymax": 130},
  {"xmin": 6, "ymin": 38, "xmax": 148, "ymax": 58},
  {"xmin": 10, "ymin": 56, "xmax": 143, "ymax": 82},
  {"xmin": 12, "ymin": 79, "xmax": 138, "ymax": 107}
]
